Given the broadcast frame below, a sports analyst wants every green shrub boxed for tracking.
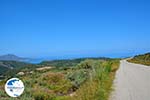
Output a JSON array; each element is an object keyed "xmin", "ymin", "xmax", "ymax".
[
  {"xmin": 67, "ymin": 69, "xmax": 88, "ymax": 88},
  {"xmin": 69, "ymin": 59, "xmax": 119, "ymax": 100},
  {"xmin": 77, "ymin": 59, "xmax": 95, "ymax": 69}
]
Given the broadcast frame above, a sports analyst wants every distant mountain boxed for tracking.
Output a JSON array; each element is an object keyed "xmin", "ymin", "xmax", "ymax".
[{"xmin": 0, "ymin": 54, "xmax": 28, "ymax": 61}]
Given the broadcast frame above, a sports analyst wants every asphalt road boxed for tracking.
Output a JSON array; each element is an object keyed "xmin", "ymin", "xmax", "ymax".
[{"xmin": 111, "ymin": 60, "xmax": 150, "ymax": 100}]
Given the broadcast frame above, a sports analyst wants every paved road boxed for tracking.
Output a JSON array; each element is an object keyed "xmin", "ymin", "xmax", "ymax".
[{"xmin": 111, "ymin": 60, "xmax": 150, "ymax": 100}]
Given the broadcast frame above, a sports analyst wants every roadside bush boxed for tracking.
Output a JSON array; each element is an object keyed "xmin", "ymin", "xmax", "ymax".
[
  {"xmin": 77, "ymin": 59, "xmax": 95, "ymax": 69},
  {"xmin": 67, "ymin": 69, "xmax": 88, "ymax": 88},
  {"xmin": 69, "ymin": 59, "xmax": 119, "ymax": 100}
]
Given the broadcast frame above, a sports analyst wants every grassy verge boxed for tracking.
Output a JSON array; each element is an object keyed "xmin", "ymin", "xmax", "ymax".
[
  {"xmin": 68, "ymin": 59, "xmax": 120, "ymax": 100},
  {"xmin": 0, "ymin": 59, "xmax": 120, "ymax": 100}
]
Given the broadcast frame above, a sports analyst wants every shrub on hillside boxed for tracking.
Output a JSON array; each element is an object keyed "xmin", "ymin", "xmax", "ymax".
[
  {"xmin": 77, "ymin": 59, "xmax": 95, "ymax": 69},
  {"xmin": 67, "ymin": 69, "xmax": 88, "ymax": 88},
  {"xmin": 39, "ymin": 73, "xmax": 72, "ymax": 95}
]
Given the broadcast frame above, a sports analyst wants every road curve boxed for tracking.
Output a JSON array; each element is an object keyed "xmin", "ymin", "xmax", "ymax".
[{"xmin": 111, "ymin": 60, "xmax": 150, "ymax": 100}]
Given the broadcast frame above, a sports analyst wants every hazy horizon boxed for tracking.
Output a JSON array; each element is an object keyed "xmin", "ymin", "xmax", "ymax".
[{"xmin": 0, "ymin": 50, "xmax": 149, "ymax": 59}]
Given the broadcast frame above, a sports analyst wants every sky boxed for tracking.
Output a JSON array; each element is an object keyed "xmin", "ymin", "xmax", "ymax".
[{"xmin": 0, "ymin": 0, "xmax": 150, "ymax": 58}]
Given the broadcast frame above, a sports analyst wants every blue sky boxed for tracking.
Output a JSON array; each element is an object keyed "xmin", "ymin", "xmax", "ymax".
[{"xmin": 0, "ymin": 0, "xmax": 150, "ymax": 58}]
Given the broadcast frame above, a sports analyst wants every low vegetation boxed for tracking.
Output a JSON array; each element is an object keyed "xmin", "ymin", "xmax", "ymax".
[
  {"xmin": 0, "ymin": 58, "xmax": 119, "ymax": 100},
  {"xmin": 0, "ymin": 61, "xmax": 31, "ymax": 75},
  {"xmin": 69, "ymin": 59, "xmax": 119, "ymax": 100},
  {"xmin": 40, "ymin": 57, "xmax": 110, "ymax": 67},
  {"xmin": 127, "ymin": 53, "xmax": 150, "ymax": 66}
]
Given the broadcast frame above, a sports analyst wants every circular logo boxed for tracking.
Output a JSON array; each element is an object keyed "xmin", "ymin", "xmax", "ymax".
[{"xmin": 5, "ymin": 78, "xmax": 24, "ymax": 97}]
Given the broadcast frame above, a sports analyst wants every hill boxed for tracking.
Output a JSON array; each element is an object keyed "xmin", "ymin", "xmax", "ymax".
[
  {"xmin": 0, "ymin": 57, "xmax": 110, "ymax": 77},
  {"xmin": 0, "ymin": 54, "xmax": 27, "ymax": 61},
  {"xmin": 0, "ymin": 60, "xmax": 31, "ymax": 75},
  {"xmin": 0, "ymin": 58, "xmax": 119, "ymax": 100},
  {"xmin": 127, "ymin": 53, "xmax": 150, "ymax": 66},
  {"xmin": 40, "ymin": 57, "xmax": 110, "ymax": 67}
]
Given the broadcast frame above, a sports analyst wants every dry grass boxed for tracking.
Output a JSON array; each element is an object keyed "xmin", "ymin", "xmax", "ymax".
[
  {"xmin": 68, "ymin": 59, "xmax": 120, "ymax": 100},
  {"xmin": 0, "ymin": 59, "xmax": 119, "ymax": 100},
  {"xmin": 127, "ymin": 53, "xmax": 150, "ymax": 66}
]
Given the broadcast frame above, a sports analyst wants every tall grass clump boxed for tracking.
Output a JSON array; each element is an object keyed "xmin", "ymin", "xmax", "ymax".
[{"xmin": 69, "ymin": 59, "xmax": 120, "ymax": 100}]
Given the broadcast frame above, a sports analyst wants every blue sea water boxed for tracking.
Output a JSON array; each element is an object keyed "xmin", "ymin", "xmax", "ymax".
[{"xmin": 25, "ymin": 59, "xmax": 45, "ymax": 64}]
